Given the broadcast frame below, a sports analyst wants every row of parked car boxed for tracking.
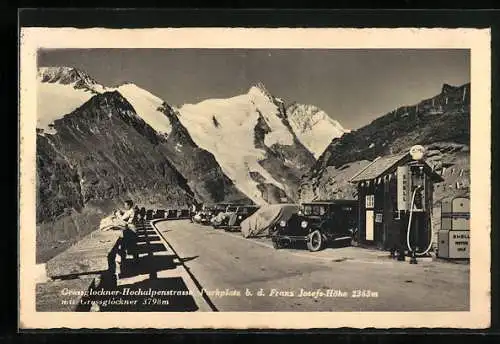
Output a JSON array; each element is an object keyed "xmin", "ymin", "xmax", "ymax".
[
  {"xmin": 191, "ymin": 199, "xmax": 360, "ymax": 252},
  {"xmin": 133, "ymin": 207, "xmax": 192, "ymax": 221},
  {"xmin": 192, "ymin": 203, "xmax": 260, "ymax": 231}
]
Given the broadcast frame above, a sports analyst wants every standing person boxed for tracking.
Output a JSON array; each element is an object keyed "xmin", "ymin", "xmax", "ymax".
[{"xmin": 114, "ymin": 200, "xmax": 139, "ymax": 263}]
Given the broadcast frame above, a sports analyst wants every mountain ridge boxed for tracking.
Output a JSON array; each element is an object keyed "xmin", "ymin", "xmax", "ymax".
[
  {"xmin": 299, "ymin": 81, "xmax": 470, "ymax": 205},
  {"xmin": 36, "ymin": 66, "xmax": 342, "ymax": 218}
]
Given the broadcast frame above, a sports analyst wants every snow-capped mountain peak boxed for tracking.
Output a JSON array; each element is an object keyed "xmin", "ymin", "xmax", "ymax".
[
  {"xmin": 37, "ymin": 66, "xmax": 172, "ymax": 136},
  {"xmin": 247, "ymin": 85, "xmax": 265, "ymax": 99},
  {"xmin": 248, "ymin": 82, "xmax": 285, "ymax": 107},
  {"xmin": 177, "ymin": 84, "xmax": 312, "ymax": 204},
  {"xmin": 116, "ymin": 83, "xmax": 172, "ymax": 136},
  {"xmin": 248, "ymin": 81, "xmax": 272, "ymax": 99},
  {"xmin": 37, "ymin": 66, "xmax": 110, "ymax": 134},
  {"xmin": 38, "ymin": 66, "xmax": 105, "ymax": 92},
  {"xmin": 287, "ymin": 103, "xmax": 348, "ymax": 158}
]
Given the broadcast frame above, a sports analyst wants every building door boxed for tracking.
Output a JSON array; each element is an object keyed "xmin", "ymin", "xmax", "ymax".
[
  {"xmin": 365, "ymin": 194, "xmax": 375, "ymax": 241},
  {"xmin": 366, "ymin": 210, "xmax": 375, "ymax": 241}
]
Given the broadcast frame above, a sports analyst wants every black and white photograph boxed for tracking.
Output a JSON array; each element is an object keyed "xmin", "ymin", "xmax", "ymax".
[{"xmin": 19, "ymin": 28, "xmax": 491, "ymax": 329}]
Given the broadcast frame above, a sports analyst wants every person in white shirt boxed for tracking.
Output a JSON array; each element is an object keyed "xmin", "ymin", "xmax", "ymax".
[
  {"xmin": 115, "ymin": 200, "xmax": 138, "ymax": 263},
  {"xmin": 114, "ymin": 200, "xmax": 136, "ymax": 229}
]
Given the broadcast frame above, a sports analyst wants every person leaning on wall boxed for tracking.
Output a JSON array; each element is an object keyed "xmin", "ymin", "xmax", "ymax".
[{"xmin": 114, "ymin": 200, "xmax": 139, "ymax": 263}]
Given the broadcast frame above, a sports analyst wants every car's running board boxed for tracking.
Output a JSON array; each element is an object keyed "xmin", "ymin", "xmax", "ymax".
[{"xmin": 333, "ymin": 236, "xmax": 352, "ymax": 241}]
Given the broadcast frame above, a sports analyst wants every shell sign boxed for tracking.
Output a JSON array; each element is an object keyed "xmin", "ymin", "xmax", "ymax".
[{"xmin": 409, "ymin": 145, "xmax": 426, "ymax": 161}]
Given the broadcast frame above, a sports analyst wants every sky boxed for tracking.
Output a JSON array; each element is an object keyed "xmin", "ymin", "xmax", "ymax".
[{"xmin": 38, "ymin": 49, "xmax": 470, "ymax": 130}]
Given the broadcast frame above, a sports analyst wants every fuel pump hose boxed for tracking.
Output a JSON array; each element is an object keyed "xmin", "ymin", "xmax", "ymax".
[{"xmin": 406, "ymin": 186, "xmax": 433, "ymax": 256}]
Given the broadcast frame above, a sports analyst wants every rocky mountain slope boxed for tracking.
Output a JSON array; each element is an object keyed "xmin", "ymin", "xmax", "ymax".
[
  {"xmin": 299, "ymin": 83, "xmax": 471, "ymax": 206},
  {"xmin": 37, "ymin": 91, "xmax": 195, "ymax": 218},
  {"xmin": 36, "ymin": 67, "xmax": 249, "ymax": 262},
  {"xmin": 38, "ymin": 66, "xmax": 249, "ymax": 204}
]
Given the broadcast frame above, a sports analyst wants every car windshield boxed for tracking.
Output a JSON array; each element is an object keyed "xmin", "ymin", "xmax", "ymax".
[{"xmin": 302, "ymin": 204, "xmax": 327, "ymax": 216}]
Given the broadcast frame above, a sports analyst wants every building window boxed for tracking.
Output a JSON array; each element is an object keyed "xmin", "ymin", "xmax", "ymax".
[{"xmin": 365, "ymin": 195, "xmax": 374, "ymax": 209}]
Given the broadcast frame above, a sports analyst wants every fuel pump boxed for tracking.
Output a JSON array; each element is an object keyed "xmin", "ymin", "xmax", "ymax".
[
  {"xmin": 406, "ymin": 162, "xmax": 433, "ymax": 256},
  {"xmin": 396, "ymin": 145, "xmax": 433, "ymax": 261}
]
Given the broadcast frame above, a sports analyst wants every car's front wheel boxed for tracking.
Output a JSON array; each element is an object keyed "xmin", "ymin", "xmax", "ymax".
[{"xmin": 307, "ymin": 230, "xmax": 324, "ymax": 252}]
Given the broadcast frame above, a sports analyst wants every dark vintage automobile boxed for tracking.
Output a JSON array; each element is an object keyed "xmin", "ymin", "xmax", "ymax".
[
  {"xmin": 271, "ymin": 200, "xmax": 359, "ymax": 252},
  {"xmin": 223, "ymin": 205, "xmax": 260, "ymax": 231}
]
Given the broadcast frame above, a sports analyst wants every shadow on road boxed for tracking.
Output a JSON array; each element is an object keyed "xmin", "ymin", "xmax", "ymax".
[
  {"xmin": 84, "ymin": 243, "xmax": 201, "ymax": 311},
  {"xmin": 134, "ymin": 243, "xmax": 167, "ymax": 255},
  {"xmin": 86, "ymin": 221, "xmax": 202, "ymax": 312},
  {"xmin": 135, "ymin": 235, "xmax": 161, "ymax": 243},
  {"xmin": 137, "ymin": 230, "xmax": 158, "ymax": 237},
  {"xmin": 118, "ymin": 255, "xmax": 199, "ymax": 279},
  {"xmin": 119, "ymin": 255, "xmax": 177, "ymax": 278}
]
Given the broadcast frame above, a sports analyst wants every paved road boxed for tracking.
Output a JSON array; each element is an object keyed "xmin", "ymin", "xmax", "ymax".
[{"xmin": 154, "ymin": 220, "xmax": 469, "ymax": 312}]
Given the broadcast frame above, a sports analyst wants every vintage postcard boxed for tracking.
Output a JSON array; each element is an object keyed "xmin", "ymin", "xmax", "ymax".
[{"xmin": 19, "ymin": 27, "xmax": 491, "ymax": 329}]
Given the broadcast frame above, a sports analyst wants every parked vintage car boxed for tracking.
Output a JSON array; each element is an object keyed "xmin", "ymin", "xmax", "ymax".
[
  {"xmin": 193, "ymin": 206, "xmax": 218, "ymax": 225},
  {"xmin": 212, "ymin": 204, "xmax": 239, "ymax": 228},
  {"xmin": 222, "ymin": 205, "xmax": 260, "ymax": 231},
  {"xmin": 211, "ymin": 203, "xmax": 233, "ymax": 217},
  {"xmin": 271, "ymin": 200, "xmax": 358, "ymax": 252}
]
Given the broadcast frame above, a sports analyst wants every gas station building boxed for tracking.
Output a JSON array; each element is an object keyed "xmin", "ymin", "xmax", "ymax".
[{"xmin": 349, "ymin": 150, "xmax": 443, "ymax": 253}]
